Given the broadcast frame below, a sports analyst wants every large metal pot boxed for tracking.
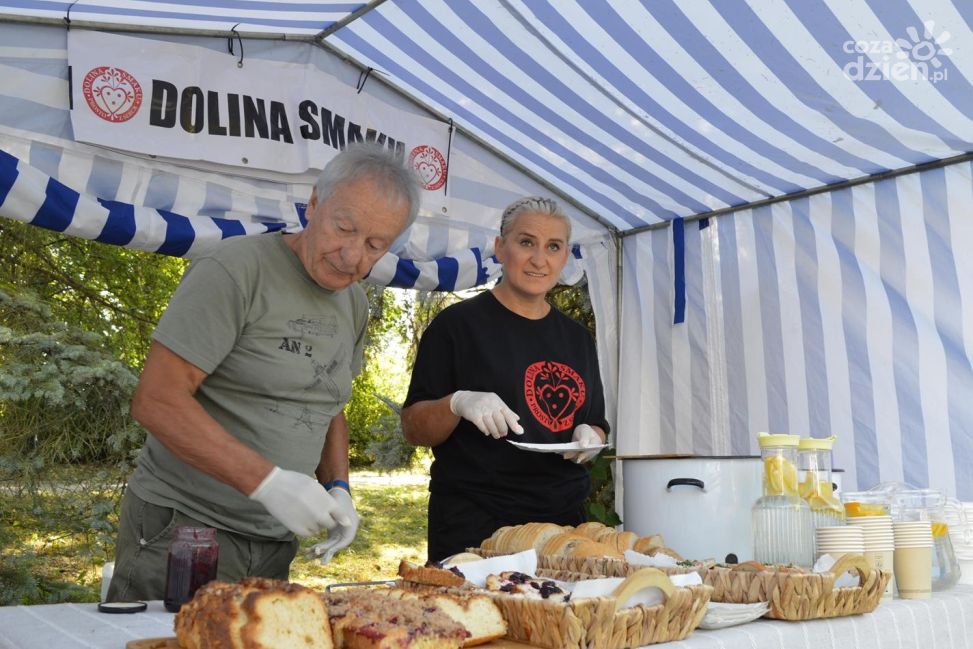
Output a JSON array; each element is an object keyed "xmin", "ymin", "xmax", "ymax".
[{"xmin": 621, "ymin": 455, "xmax": 762, "ymax": 563}]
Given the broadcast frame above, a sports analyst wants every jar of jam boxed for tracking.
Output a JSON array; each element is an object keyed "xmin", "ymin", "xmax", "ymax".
[{"xmin": 164, "ymin": 526, "xmax": 219, "ymax": 612}]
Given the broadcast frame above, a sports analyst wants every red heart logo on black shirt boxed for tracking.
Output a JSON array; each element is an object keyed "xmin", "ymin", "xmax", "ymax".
[{"xmin": 524, "ymin": 361, "xmax": 586, "ymax": 433}]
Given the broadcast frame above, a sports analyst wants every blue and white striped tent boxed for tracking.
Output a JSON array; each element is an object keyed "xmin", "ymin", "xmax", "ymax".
[{"xmin": 1, "ymin": 1, "xmax": 972, "ymax": 500}]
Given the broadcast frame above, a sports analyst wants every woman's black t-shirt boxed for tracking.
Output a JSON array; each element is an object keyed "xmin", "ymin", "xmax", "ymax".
[{"xmin": 404, "ymin": 291, "xmax": 610, "ymax": 522}]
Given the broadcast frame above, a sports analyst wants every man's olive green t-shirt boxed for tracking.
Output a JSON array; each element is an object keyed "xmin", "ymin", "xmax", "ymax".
[{"xmin": 129, "ymin": 233, "xmax": 367, "ymax": 540}]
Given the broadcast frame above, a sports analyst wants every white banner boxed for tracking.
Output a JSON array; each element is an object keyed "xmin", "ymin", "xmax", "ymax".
[{"xmin": 67, "ymin": 31, "xmax": 451, "ymax": 193}]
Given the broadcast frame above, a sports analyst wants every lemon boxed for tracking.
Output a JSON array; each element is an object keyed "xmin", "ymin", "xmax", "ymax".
[
  {"xmin": 801, "ymin": 477, "xmax": 835, "ymax": 501},
  {"xmin": 799, "ymin": 473, "xmax": 815, "ymax": 499},
  {"xmin": 764, "ymin": 456, "xmax": 784, "ymax": 493},
  {"xmin": 844, "ymin": 501, "xmax": 888, "ymax": 517},
  {"xmin": 782, "ymin": 463, "xmax": 799, "ymax": 496},
  {"xmin": 932, "ymin": 522, "xmax": 949, "ymax": 538},
  {"xmin": 764, "ymin": 455, "xmax": 798, "ymax": 496},
  {"xmin": 807, "ymin": 493, "xmax": 845, "ymax": 514},
  {"xmin": 817, "ymin": 480, "xmax": 834, "ymax": 497}
]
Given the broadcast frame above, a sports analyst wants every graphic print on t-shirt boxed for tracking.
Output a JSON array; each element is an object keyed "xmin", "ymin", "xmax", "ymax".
[
  {"xmin": 266, "ymin": 402, "xmax": 331, "ymax": 432},
  {"xmin": 287, "ymin": 314, "xmax": 338, "ymax": 338},
  {"xmin": 523, "ymin": 361, "xmax": 586, "ymax": 433},
  {"xmin": 306, "ymin": 347, "xmax": 347, "ymax": 400}
]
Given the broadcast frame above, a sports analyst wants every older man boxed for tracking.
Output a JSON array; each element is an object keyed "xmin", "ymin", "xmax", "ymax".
[{"xmin": 107, "ymin": 144, "xmax": 419, "ymax": 601}]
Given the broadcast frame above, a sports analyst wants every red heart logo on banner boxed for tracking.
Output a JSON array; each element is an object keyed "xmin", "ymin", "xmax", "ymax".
[
  {"xmin": 99, "ymin": 87, "xmax": 128, "ymax": 115},
  {"xmin": 524, "ymin": 361, "xmax": 585, "ymax": 433},
  {"xmin": 417, "ymin": 162, "xmax": 438, "ymax": 185}
]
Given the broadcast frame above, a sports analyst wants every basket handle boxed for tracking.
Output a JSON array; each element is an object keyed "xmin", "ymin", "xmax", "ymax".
[
  {"xmin": 610, "ymin": 567, "xmax": 674, "ymax": 613},
  {"xmin": 829, "ymin": 554, "xmax": 870, "ymax": 584}
]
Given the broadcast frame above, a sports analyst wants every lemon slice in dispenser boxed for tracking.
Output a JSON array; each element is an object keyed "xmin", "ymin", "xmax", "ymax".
[
  {"xmin": 799, "ymin": 473, "xmax": 815, "ymax": 499},
  {"xmin": 781, "ymin": 461, "xmax": 799, "ymax": 496},
  {"xmin": 764, "ymin": 456, "xmax": 784, "ymax": 493}
]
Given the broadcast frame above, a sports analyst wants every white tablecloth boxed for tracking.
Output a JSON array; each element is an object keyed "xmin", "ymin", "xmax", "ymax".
[
  {"xmin": 0, "ymin": 600, "xmax": 174, "ymax": 648},
  {"xmin": 2, "ymin": 588, "xmax": 973, "ymax": 649}
]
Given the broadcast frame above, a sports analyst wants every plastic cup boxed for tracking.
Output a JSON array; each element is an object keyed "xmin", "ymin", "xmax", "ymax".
[{"xmin": 894, "ymin": 546, "xmax": 932, "ymax": 599}]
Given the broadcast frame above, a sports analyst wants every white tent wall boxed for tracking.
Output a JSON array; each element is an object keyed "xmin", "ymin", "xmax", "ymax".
[{"xmin": 617, "ymin": 160, "xmax": 973, "ymax": 498}]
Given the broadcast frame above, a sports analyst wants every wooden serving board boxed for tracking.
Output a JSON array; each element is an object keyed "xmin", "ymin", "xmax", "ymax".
[{"xmin": 127, "ymin": 638, "xmax": 535, "ymax": 649}]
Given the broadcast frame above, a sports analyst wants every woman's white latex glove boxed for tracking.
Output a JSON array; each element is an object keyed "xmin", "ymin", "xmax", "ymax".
[
  {"xmin": 562, "ymin": 424, "xmax": 604, "ymax": 463},
  {"xmin": 305, "ymin": 487, "xmax": 359, "ymax": 564},
  {"xmin": 449, "ymin": 390, "xmax": 524, "ymax": 439},
  {"xmin": 248, "ymin": 467, "xmax": 350, "ymax": 537}
]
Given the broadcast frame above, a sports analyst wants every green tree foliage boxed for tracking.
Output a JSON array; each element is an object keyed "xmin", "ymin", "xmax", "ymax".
[
  {"xmin": 0, "ymin": 287, "xmax": 143, "ymax": 604},
  {"xmin": 345, "ymin": 285, "xmax": 413, "ymax": 467},
  {"xmin": 0, "ymin": 220, "xmax": 187, "ymax": 368},
  {"xmin": 345, "ymin": 289, "xmax": 457, "ymax": 471},
  {"xmin": 0, "ymin": 288, "xmax": 144, "ymax": 464}
]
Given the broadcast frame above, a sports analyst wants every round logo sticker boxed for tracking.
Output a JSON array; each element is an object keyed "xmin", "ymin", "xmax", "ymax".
[
  {"xmin": 82, "ymin": 67, "xmax": 143, "ymax": 123},
  {"xmin": 523, "ymin": 361, "xmax": 586, "ymax": 433},
  {"xmin": 409, "ymin": 145, "xmax": 448, "ymax": 191}
]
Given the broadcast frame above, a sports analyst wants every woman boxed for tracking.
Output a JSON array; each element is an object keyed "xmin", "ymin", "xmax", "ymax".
[{"xmin": 401, "ymin": 196, "xmax": 609, "ymax": 561}]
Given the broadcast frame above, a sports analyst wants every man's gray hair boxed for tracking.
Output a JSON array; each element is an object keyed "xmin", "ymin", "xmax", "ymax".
[
  {"xmin": 499, "ymin": 196, "xmax": 571, "ymax": 240},
  {"xmin": 315, "ymin": 143, "xmax": 421, "ymax": 228}
]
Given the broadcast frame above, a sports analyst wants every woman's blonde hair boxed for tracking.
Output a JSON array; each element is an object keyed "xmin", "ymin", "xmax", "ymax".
[{"xmin": 499, "ymin": 196, "xmax": 571, "ymax": 241}]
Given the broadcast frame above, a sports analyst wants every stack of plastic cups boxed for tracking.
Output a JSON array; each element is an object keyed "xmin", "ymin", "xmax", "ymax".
[
  {"xmin": 815, "ymin": 525, "xmax": 864, "ymax": 562},
  {"xmin": 893, "ymin": 521, "xmax": 933, "ymax": 599},
  {"xmin": 847, "ymin": 515, "xmax": 895, "ymax": 600}
]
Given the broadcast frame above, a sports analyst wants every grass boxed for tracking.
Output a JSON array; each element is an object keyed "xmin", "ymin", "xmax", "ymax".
[
  {"xmin": 0, "ymin": 467, "xmax": 430, "ymax": 604},
  {"xmin": 292, "ymin": 472, "xmax": 429, "ymax": 590}
]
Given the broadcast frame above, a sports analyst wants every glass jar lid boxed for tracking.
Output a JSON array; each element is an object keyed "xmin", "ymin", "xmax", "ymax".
[
  {"xmin": 757, "ymin": 432, "xmax": 800, "ymax": 448},
  {"xmin": 798, "ymin": 435, "xmax": 837, "ymax": 451}
]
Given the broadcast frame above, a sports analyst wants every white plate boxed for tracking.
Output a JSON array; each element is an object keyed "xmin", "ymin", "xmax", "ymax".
[
  {"xmin": 697, "ymin": 602, "xmax": 769, "ymax": 630},
  {"xmin": 507, "ymin": 440, "xmax": 608, "ymax": 453}
]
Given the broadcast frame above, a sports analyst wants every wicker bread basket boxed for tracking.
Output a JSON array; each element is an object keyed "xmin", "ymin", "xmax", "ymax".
[
  {"xmin": 469, "ymin": 547, "xmax": 711, "ymax": 579},
  {"xmin": 405, "ymin": 567, "xmax": 711, "ymax": 649},
  {"xmin": 703, "ymin": 554, "xmax": 890, "ymax": 621}
]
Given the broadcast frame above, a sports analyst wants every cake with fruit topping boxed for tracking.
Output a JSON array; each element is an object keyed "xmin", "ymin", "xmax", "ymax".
[
  {"xmin": 323, "ymin": 588, "xmax": 469, "ymax": 649},
  {"xmin": 484, "ymin": 571, "xmax": 571, "ymax": 602}
]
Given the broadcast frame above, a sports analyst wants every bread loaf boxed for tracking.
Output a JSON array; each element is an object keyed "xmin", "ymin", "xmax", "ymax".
[
  {"xmin": 606, "ymin": 530, "xmax": 639, "ymax": 552},
  {"xmin": 573, "ymin": 522, "xmax": 608, "ymax": 539},
  {"xmin": 478, "ymin": 523, "xmax": 676, "ymax": 561},
  {"xmin": 497, "ymin": 522, "xmax": 563, "ymax": 553},
  {"xmin": 539, "ymin": 532, "xmax": 588, "ymax": 557},
  {"xmin": 633, "ymin": 534, "xmax": 665, "ymax": 554},
  {"xmin": 174, "ymin": 578, "xmax": 333, "ymax": 649},
  {"xmin": 567, "ymin": 539, "xmax": 624, "ymax": 560}
]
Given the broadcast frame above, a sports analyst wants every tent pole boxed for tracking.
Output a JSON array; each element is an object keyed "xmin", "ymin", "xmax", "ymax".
[
  {"xmin": 314, "ymin": 0, "xmax": 390, "ymax": 40},
  {"xmin": 621, "ymin": 151, "xmax": 973, "ymax": 237},
  {"xmin": 0, "ymin": 14, "xmax": 308, "ymax": 40}
]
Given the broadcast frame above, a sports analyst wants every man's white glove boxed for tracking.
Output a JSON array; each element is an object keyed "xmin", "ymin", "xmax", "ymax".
[
  {"xmin": 248, "ymin": 467, "xmax": 350, "ymax": 537},
  {"xmin": 562, "ymin": 424, "xmax": 603, "ymax": 463},
  {"xmin": 449, "ymin": 390, "xmax": 524, "ymax": 439},
  {"xmin": 305, "ymin": 487, "xmax": 359, "ymax": 564}
]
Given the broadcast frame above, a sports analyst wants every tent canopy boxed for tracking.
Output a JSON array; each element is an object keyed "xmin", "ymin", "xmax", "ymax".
[
  {"xmin": 4, "ymin": 0, "xmax": 970, "ymax": 232},
  {"xmin": 2, "ymin": 1, "xmax": 972, "ymax": 498}
]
